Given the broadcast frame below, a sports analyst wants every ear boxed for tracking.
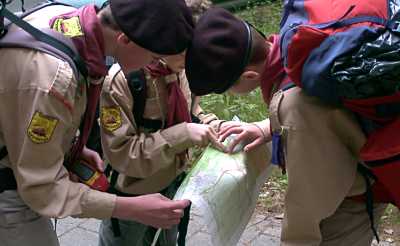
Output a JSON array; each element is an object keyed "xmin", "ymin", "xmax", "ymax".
[
  {"xmin": 242, "ymin": 71, "xmax": 260, "ymax": 81},
  {"xmin": 116, "ymin": 33, "xmax": 130, "ymax": 45}
]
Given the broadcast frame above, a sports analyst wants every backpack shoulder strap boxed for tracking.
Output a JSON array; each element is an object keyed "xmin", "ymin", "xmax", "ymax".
[
  {"xmin": 126, "ymin": 70, "xmax": 147, "ymax": 128},
  {"xmin": 0, "ymin": 2, "xmax": 87, "ymax": 161},
  {"xmin": 126, "ymin": 70, "xmax": 163, "ymax": 131},
  {"xmin": 0, "ymin": 2, "xmax": 87, "ymax": 79},
  {"xmin": 0, "ymin": 146, "xmax": 7, "ymax": 160}
]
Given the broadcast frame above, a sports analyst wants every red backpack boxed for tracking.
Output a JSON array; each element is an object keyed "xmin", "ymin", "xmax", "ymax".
[{"xmin": 280, "ymin": 0, "xmax": 400, "ymax": 238}]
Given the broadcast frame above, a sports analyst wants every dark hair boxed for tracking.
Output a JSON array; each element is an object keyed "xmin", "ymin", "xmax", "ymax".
[{"xmin": 98, "ymin": 5, "xmax": 120, "ymax": 31}]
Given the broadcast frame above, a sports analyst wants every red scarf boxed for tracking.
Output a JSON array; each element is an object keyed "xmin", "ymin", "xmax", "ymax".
[
  {"xmin": 260, "ymin": 35, "xmax": 288, "ymax": 104},
  {"xmin": 145, "ymin": 61, "xmax": 192, "ymax": 127},
  {"xmin": 50, "ymin": 5, "xmax": 107, "ymax": 165},
  {"xmin": 49, "ymin": 5, "xmax": 107, "ymax": 78}
]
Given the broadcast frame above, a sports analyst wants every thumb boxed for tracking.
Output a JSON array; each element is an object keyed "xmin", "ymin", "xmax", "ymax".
[
  {"xmin": 167, "ymin": 199, "xmax": 191, "ymax": 210},
  {"xmin": 244, "ymin": 138, "xmax": 264, "ymax": 152}
]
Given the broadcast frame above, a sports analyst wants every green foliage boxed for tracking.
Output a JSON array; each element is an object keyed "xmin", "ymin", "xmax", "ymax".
[
  {"xmin": 200, "ymin": 89, "xmax": 268, "ymax": 122},
  {"xmin": 236, "ymin": 0, "xmax": 283, "ymax": 35},
  {"xmin": 384, "ymin": 205, "xmax": 400, "ymax": 225}
]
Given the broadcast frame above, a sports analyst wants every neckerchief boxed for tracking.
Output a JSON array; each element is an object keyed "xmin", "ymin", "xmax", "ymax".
[
  {"xmin": 50, "ymin": 5, "xmax": 106, "ymax": 166},
  {"xmin": 260, "ymin": 34, "xmax": 287, "ymax": 104},
  {"xmin": 50, "ymin": 5, "xmax": 107, "ymax": 78},
  {"xmin": 145, "ymin": 61, "xmax": 192, "ymax": 127}
]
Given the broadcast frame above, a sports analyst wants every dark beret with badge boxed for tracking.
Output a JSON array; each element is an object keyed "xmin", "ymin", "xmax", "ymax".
[
  {"xmin": 185, "ymin": 7, "xmax": 252, "ymax": 96},
  {"xmin": 109, "ymin": 0, "xmax": 194, "ymax": 55}
]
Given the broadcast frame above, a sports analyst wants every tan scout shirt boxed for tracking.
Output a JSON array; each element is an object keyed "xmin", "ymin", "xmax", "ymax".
[
  {"xmin": 0, "ymin": 5, "xmax": 115, "ymax": 219},
  {"xmin": 101, "ymin": 64, "xmax": 219, "ymax": 195},
  {"xmin": 268, "ymin": 88, "xmax": 368, "ymax": 244}
]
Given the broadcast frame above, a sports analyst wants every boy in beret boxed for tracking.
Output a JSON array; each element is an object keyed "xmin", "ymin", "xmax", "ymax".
[
  {"xmin": 0, "ymin": 1, "xmax": 195, "ymax": 245},
  {"xmin": 98, "ymin": 2, "xmax": 227, "ymax": 245},
  {"xmin": 185, "ymin": 7, "xmax": 387, "ymax": 246}
]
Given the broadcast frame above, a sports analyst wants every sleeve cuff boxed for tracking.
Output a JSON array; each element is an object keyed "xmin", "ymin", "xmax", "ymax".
[
  {"xmin": 209, "ymin": 119, "xmax": 226, "ymax": 132},
  {"xmin": 197, "ymin": 112, "xmax": 219, "ymax": 125},
  {"xmin": 253, "ymin": 119, "xmax": 271, "ymax": 141},
  {"xmin": 160, "ymin": 122, "xmax": 193, "ymax": 154},
  {"xmin": 81, "ymin": 189, "xmax": 117, "ymax": 219}
]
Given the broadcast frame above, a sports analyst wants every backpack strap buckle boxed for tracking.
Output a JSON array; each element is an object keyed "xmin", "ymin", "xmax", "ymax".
[
  {"xmin": 389, "ymin": 20, "xmax": 400, "ymax": 33},
  {"xmin": 0, "ymin": 0, "xmax": 7, "ymax": 38}
]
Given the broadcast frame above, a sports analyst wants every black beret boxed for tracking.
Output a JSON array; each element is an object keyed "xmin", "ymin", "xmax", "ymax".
[
  {"xmin": 185, "ymin": 7, "xmax": 252, "ymax": 96},
  {"xmin": 110, "ymin": 0, "xmax": 194, "ymax": 55}
]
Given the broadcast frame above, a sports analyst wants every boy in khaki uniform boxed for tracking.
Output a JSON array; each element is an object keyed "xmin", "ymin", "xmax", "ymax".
[
  {"xmin": 98, "ymin": 3, "xmax": 225, "ymax": 246},
  {"xmin": 0, "ymin": 1, "xmax": 195, "ymax": 245},
  {"xmin": 185, "ymin": 8, "xmax": 387, "ymax": 246},
  {"xmin": 99, "ymin": 58, "xmax": 223, "ymax": 246}
]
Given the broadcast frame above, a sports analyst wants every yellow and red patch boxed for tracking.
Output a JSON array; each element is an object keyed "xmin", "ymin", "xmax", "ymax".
[
  {"xmin": 52, "ymin": 16, "xmax": 84, "ymax": 38},
  {"xmin": 27, "ymin": 111, "xmax": 58, "ymax": 144},
  {"xmin": 101, "ymin": 107, "xmax": 122, "ymax": 132}
]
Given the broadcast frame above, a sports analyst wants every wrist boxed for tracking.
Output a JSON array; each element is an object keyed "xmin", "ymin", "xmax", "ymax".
[
  {"xmin": 113, "ymin": 196, "xmax": 125, "ymax": 219},
  {"xmin": 113, "ymin": 196, "xmax": 135, "ymax": 220},
  {"xmin": 251, "ymin": 121, "xmax": 271, "ymax": 142}
]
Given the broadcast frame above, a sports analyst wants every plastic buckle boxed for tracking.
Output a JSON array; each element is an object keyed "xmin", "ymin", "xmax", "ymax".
[
  {"xmin": 0, "ymin": 1, "xmax": 6, "ymax": 38},
  {"xmin": 390, "ymin": 21, "xmax": 400, "ymax": 33}
]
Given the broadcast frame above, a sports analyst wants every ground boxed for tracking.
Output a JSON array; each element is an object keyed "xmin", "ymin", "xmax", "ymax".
[{"xmin": 254, "ymin": 169, "xmax": 400, "ymax": 245}]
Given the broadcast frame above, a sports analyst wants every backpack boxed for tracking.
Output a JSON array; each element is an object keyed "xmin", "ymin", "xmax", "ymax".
[
  {"xmin": 0, "ymin": 1, "xmax": 109, "ymax": 192},
  {"xmin": 280, "ymin": 0, "xmax": 400, "ymax": 240}
]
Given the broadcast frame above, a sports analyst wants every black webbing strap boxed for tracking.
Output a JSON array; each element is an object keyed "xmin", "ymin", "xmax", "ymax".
[
  {"xmin": 357, "ymin": 164, "xmax": 380, "ymax": 242},
  {"xmin": 0, "ymin": 146, "xmax": 7, "ymax": 160},
  {"xmin": 10, "ymin": 2, "xmax": 71, "ymax": 22},
  {"xmin": 141, "ymin": 118, "xmax": 163, "ymax": 132},
  {"xmin": 281, "ymin": 82, "xmax": 296, "ymax": 91},
  {"xmin": 0, "ymin": 147, "xmax": 15, "ymax": 192},
  {"xmin": 126, "ymin": 70, "xmax": 163, "ymax": 130},
  {"xmin": 0, "ymin": 0, "xmax": 4, "ymax": 37},
  {"xmin": 108, "ymin": 169, "xmax": 122, "ymax": 237},
  {"xmin": 126, "ymin": 70, "xmax": 147, "ymax": 128},
  {"xmin": 0, "ymin": 167, "xmax": 17, "ymax": 192},
  {"xmin": 177, "ymin": 202, "xmax": 192, "ymax": 246},
  {"xmin": 107, "ymin": 70, "xmax": 163, "ymax": 238},
  {"xmin": 0, "ymin": 3, "xmax": 88, "ymax": 79},
  {"xmin": 110, "ymin": 216, "xmax": 121, "ymax": 237}
]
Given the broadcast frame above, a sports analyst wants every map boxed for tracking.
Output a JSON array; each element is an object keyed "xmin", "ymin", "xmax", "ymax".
[{"xmin": 173, "ymin": 141, "xmax": 272, "ymax": 246}]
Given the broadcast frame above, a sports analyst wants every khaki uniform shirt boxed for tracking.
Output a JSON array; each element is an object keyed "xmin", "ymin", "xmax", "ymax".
[
  {"xmin": 0, "ymin": 5, "xmax": 115, "ymax": 219},
  {"xmin": 266, "ymin": 87, "xmax": 367, "ymax": 245},
  {"xmin": 100, "ymin": 64, "xmax": 219, "ymax": 195}
]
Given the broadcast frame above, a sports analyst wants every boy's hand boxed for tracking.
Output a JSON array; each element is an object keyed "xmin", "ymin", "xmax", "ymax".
[
  {"xmin": 219, "ymin": 122, "xmax": 271, "ymax": 153},
  {"xmin": 113, "ymin": 194, "xmax": 191, "ymax": 229},
  {"xmin": 80, "ymin": 146, "xmax": 104, "ymax": 172},
  {"xmin": 69, "ymin": 147, "xmax": 100, "ymax": 183},
  {"xmin": 187, "ymin": 123, "xmax": 226, "ymax": 152}
]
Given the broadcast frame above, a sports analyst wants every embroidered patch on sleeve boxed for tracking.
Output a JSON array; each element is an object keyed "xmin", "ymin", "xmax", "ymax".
[
  {"xmin": 27, "ymin": 111, "xmax": 59, "ymax": 144},
  {"xmin": 101, "ymin": 107, "xmax": 122, "ymax": 132},
  {"xmin": 52, "ymin": 16, "xmax": 84, "ymax": 38}
]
